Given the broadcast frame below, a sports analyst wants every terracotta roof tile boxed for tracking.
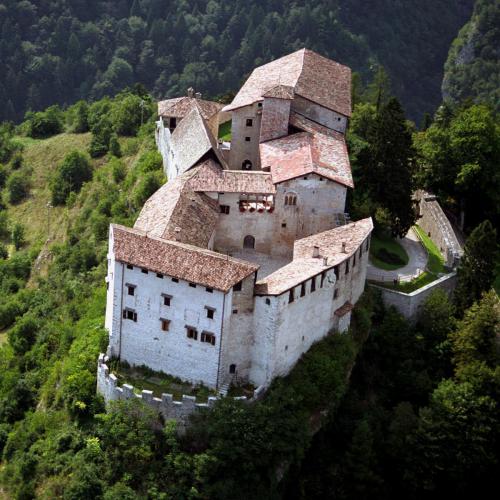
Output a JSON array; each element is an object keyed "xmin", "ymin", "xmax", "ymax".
[
  {"xmin": 255, "ymin": 218, "xmax": 373, "ymax": 295},
  {"xmin": 187, "ymin": 159, "xmax": 276, "ymax": 194},
  {"xmin": 223, "ymin": 48, "xmax": 351, "ymax": 117},
  {"xmin": 112, "ymin": 224, "xmax": 259, "ymax": 292},
  {"xmin": 260, "ymin": 118, "xmax": 353, "ymax": 188},
  {"xmin": 158, "ymin": 96, "xmax": 224, "ymax": 120}
]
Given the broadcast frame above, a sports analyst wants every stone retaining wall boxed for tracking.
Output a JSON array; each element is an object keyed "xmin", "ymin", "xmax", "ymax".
[
  {"xmin": 97, "ymin": 354, "xmax": 259, "ymax": 429},
  {"xmin": 416, "ymin": 191, "xmax": 463, "ymax": 268},
  {"xmin": 370, "ymin": 272, "xmax": 457, "ymax": 320}
]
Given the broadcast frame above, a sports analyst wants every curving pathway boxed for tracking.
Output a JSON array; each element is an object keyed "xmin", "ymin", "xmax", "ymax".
[{"xmin": 367, "ymin": 228, "xmax": 428, "ymax": 283}]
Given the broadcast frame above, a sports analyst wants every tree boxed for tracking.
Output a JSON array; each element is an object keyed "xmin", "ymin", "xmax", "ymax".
[
  {"xmin": 112, "ymin": 93, "xmax": 151, "ymax": 136},
  {"xmin": 71, "ymin": 101, "xmax": 89, "ymax": 133},
  {"xmin": 365, "ymin": 98, "xmax": 417, "ymax": 237},
  {"xmin": 454, "ymin": 220, "xmax": 498, "ymax": 312},
  {"xmin": 109, "ymin": 134, "xmax": 121, "ymax": 157},
  {"xmin": 89, "ymin": 116, "xmax": 113, "ymax": 158},
  {"xmin": 11, "ymin": 223, "xmax": 25, "ymax": 250},
  {"xmin": 51, "ymin": 151, "xmax": 93, "ymax": 205},
  {"xmin": 8, "ymin": 315, "xmax": 38, "ymax": 355},
  {"xmin": 25, "ymin": 105, "xmax": 64, "ymax": 138},
  {"xmin": 6, "ymin": 172, "xmax": 30, "ymax": 204}
]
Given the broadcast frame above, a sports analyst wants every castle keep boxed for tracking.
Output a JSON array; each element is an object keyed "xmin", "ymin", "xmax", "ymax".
[{"xmin": 103, "ymin": 49, "xmax": 373, "ymax": 393}]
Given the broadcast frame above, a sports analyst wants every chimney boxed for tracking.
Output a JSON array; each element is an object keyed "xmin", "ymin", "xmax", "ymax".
[
  {"xmin": 195, "ymin": 92, "xmax": 202, "ymax": 99},
  {"xmin": 341, "ymin": 242, "xmax": 346, "ymax": 253},
  {"xmin": 187, "ymin": 87, "xmax": 194, "ymax": 98},
  {"xmin": 312, "ymin": 246, "xmax": 320, "ymax": 258},
  {"xmin": 323, "ymin": 257, "xmax": 328, "ymax": 266}
]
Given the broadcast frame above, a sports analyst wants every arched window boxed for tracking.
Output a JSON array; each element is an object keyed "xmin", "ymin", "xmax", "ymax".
[
  {"xmin": 243, "ymin": 235, "xmax": 255, "ymax": 249},
  {"xmin": 242, "ymin": 159, "xmax": 253, "ymax": 170},
  {"xmin": 229, "ymin": 364, "xmax": 237, "ymax": 374},
  {"xmin": 284, "ymin": 192, "xmax": 297, "ymax": 206}
]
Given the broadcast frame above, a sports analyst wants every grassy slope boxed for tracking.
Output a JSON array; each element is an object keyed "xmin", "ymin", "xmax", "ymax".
[{"xmin": 369, "ymin": 233, "xmax": 409, "ymax": 270}]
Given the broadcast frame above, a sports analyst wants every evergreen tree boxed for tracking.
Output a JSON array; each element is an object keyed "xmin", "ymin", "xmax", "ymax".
[{"xmin": 454, "ymin": 220, "xmax": 498, "ymax": 312}]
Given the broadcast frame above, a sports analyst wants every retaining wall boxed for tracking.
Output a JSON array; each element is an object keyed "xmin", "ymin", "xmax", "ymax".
[
  {"xmin": 97, "ymin": 354, "xmax": 258, "ymax": 429},
  {"xmin": 370, "ymin": 272, "xmax": 457, "ymax": 320},
  {"xmin": 416, "ymin": 191, "xmax": 463, "ymax": 268}
]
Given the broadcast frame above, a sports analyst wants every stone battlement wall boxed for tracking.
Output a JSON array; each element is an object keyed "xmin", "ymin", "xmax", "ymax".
[
  {"xmin": 370, "ymin": 272, "xmax": 457, "ymax": 321},
  {"xmin": 416, "ymin": 191, "xmax": 463, "ymax": 268},
  {"xmin": 97, "ymin": 354, "xmax": 260, "ymax": 428}
]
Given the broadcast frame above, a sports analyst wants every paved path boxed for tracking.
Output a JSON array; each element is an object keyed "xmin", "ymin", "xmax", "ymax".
[{"xmin": 367, "ymin": 228, "xmax": 428, "ymax": 283}]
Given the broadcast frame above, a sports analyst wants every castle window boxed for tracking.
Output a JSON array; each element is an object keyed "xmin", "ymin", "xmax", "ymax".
[
  {"xmin": 311, "ymin": 276, "xmax": 316, "ymax": 292},
  {"xmin": 160, "ymin": 318, "xmax": 170, "ymax": 332},
  {"xmin": 141, "ymin": 268, "xmax": 148, "ymax": 274},
  {"xmin": 334, "ymin": 266, "xmax": 339, "ymax": 280},
  {"xmin": 345, "ymin": 260, "xmax": 350, "ymax": 274},
  {"xmin": 126, "ymin": 264, "xmax": 133, "ymax": 270},
  {"xmin": 284, "ymin": 193, "xmax": 297, "ymax": 206},
  {"xmin": 205, "ymin": 307, "xmax": 215, "ymax": 319},
  {"xmin": 243, "ymin": 235, "xmax": 255, "ymax": 249},
  {"xmin": 320, "ymin": 271, "xmax": 326, "ymax": 287},
  {"xmin": 126, "ymin": 284, "xmax": 136, "ymax": 296},
  {"xmin": 233, "ymin": 280, "xmax": 242, "ymax": 292},
  {"xmin": 258, "ymin": 102, "xmax": 263, "ymax": 108},
  {"xmin": 156, "ymin": 273, "xmax": 164, "ymax": 279},
  {"xmin": 206, "ymin": 287, "xmax": 213, "ymax": 293},
  {"xmin": 242, "ymin": 160, "xmax": 253, "ymax": 170},
  {"xmin": 303, "ymin": 176, "xmax": 308, "ymax": 180},
  {"xmin": 186, "ymin": 326, "xmax": 197, "ymax": 340},
  {"xmin": 172, "ymin": 277, "xmax": 179, "ymax": 283},
  {"xmin": 201, "ymin": 331, "xmax": 216, "ymax": 346},
  {"xmin": 334, "ymin": 289, "xmax": 339, "ymax": 299},
  {"xmin": 162, "ymin": 294, "xmax": 172, "ymax": 306},
  {"xmin": 265, "ymin": 298, "xmax": 271, "ymax": 305},
  {"xmin": 245, "ymin": 136, "xmax": 251, "ymax": 142},
  {"xmin": 300, "ymin": 283, "xmax": 306, "ymax": 297},
  {"xmin": 189, "ymin": 282, "xmax": 197, "ymax": 288},
  {"xmin": 220, "ymin": 205, "xmax": 230, "ymax": 214},
  {"xmin": 232, "ymin": 309, "xmax": 238, "ymax": 314},
  {"xmin": 246, "ymin": 118, "xmax": 253, "ymax": 127},
  {"xmin": 319, "ymin": 177, "xmax": 324, "ymax": 181},
  {"xmin": 281, "ymin": 222, "xmax": 287, "ymax": 228},
  {"xmin": 288, "ymin": 289, "xmax": 294, "ymax": 303},
  {"xmin": 169, "ymin": 117, "xmax": 177, "ymax": 131},
  {"xmin": 123, "ymin": 309, "xmax": 137, "ymax": 322},
  {"xmin": 353, "ymin": 253, "xmax": 357, "ymax": 267},
  {"xmin": 229, "ymin": 364, "xmax": 237, "ymax": 374}
]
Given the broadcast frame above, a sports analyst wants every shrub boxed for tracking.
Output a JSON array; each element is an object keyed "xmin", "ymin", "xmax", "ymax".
[
  {"xmin": 0, "ymin": 243, "xmax": 7, "ymax": 259},
  {"xmin": 8, "ymin": 315, "xmax": 38, "ymax": 355},
  {"xmin": 51, "ymin": 151, "xmax": 92, "ymax": 205},
  {"xmin": 109, "ymin": 134, "xmax": 122, "ymax": 157},
  {"xmin": 112, "ymin": 93, "xmax": 151, "ymax": 136},
  {"xmin": 25, "ymin": 105, "xmax": 64, "ymax": 138},
  {"xmin": 0, "ymin": 211, "xmax": 9, "ymax": 239},
  {"xmin": 0, "ymin": 299, "xmax": 22, "ymax": 329},
  {"xmin": 110, "ymin": 157, "xmax": 126, "ymax": 183},
  {"xmin": 135, "ymin": 150, "xmax": 162, "ymax": 173},
  {"xmin": 0, "ymin": 165, "xmax": 7, "ymax": 189},
  {"xmin": 6, "ymin": 171, "xmax": 30, "ymax": 204},
  {"xmin": 89, "ymin": 116, "xmax": 113, "ymax": 158},
  {"xmin": 12, "ymin": 223, "xmax": 26, "ymax": 250},
  {"xmin": 68, "ymin": 100, "xmax": 89, "ymax": 133},
  {"xmin": 133, "ymin": 171, "xmax": 163, "ymax": 208},
  {"xmin": 9, "ymin": 151, "xmax": 23, "ymax": 170}
]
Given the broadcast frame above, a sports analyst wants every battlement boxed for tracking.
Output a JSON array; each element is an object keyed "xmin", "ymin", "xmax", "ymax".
[{"xmin": 97, "ymin": 354, "xmax": 258, "ymax": 428}]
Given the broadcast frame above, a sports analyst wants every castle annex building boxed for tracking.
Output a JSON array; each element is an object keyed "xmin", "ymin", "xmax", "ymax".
[{"xmin": 104, "ymin": 49, "xmax": 373, "ymax": 391}]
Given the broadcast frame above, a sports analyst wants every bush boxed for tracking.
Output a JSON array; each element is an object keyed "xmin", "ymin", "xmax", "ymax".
[
  {"xmin": 89, "ymin": 116, "xmax": 113, "ymax": 158},
  {"xmin": 109, "ymin": 134, "xmax": 121, "ymax": 157},
  {"xmin": 9, "ymin": 151, "xmax": 23, "ymax": 170},
  {"xmin": 12, "ymin": 223, "xmax": 25, "ymax": 250},
  {"xmin": 0, "ymin": 243, "xmax": 8, "ymax": 259},
  {"xmin": 133, "ymin": 171, "xmax": 163, "ymax": 208},
  {"xmin": 51, "ymin": 151, "xmax": 92, "ymax": 205},
  {"xmin": 112, "ymin": 93, "xmax": 151, "ymax": 136},
  {"xmin": 0, "ymin": 165, "xmax": 7, "ymax": 189},
  {"xmin": 68, "ymin": 100, "xmax": 89, "ymax": 133},
  {"xmin": 0, "ymin": 299, "xmax": 22, "ymax": 329},
  {"xmin": 110, "ymin": 157, "xmax": 126, "ymax": 183},
  {"xmin": 0, "ymin": 211, "xmax": 9, "ymax": 239},
  {"xmin": 135, "ymin": 150, "xmax": 162, "ymax": 173},
  {"xmin": 6, "ymin": 171, "xmax": 30, "ymax": 204},
  {"xmin": 8, "ymin": 315, "xmax": 38, "ymax": 355},
  {"xmin": 25, "ymin": 105, "xmax": 64, "ymax": 138}
]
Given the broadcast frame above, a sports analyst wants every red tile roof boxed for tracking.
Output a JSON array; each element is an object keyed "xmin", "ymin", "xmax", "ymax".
[
  {"xmin": 222, "ymin": 49, "xmax": 351, "ymax": 117},
  {"xmin": 260, "ymin": 120, "xmax": 353, "ymax": 188},
  {"xmin": 112, "ymin": 224, "xmax": 259, "ymax": 292}
]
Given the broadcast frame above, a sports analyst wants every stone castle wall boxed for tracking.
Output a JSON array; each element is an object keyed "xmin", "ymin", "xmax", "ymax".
[
  {"xmin": 370, "ymin": 272, "xmax": 457, "ymax": 321},
  {"xmin": 417, "ymin": 191, "xmax": 463, "ymax": 268},
  {"xmin": 97, "ymin": 354, "xmax": 261, "ymax": 429}
]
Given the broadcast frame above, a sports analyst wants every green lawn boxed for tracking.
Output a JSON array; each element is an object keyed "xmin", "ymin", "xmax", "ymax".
[
  {"xmin": 0, "ymin": 333, "xmax": 7, "ymax": 347},
  {"xmin": 413, "ymin": 225, "xmax": 445, "ymax": 274},
  {"xmin": 109, "ymin": 360, "xmax": 216, "ymax": 403},
  {"xmin": 369, "ymin": 233, "xmax": 409, "ymax": 270},
  {"xmin": 218, "ymin": 120, "xmax": 231, "ymax": 141}
]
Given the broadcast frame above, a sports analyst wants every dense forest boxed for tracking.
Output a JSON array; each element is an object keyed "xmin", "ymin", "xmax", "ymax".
[
  {"xmin": 0, "ymin": 68, "xmax": 498, "ymax": 496},
  {"xmin": 0, "ymin": 0, "xmax": 473, "ymax": 123},
  {"xmin": 442, "ymin": 0, "xmax": 500, "ymax": 113}
]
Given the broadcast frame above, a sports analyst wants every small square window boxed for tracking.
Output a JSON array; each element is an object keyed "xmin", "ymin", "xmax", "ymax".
[
  {"xmin": 186, "ymin": 327, "xmax": 197, "ymax": 340},
  {"xmin": 334, "ymin": 289, "xmax": 339, "ymax": 299},
  {"xmin": 220, "ymin": 205, "xmax": 230, "ymax": 214},
  {"xmin": 161, "ymin": 318, "xmax": 170, "ymax": 331},
  {"xmin": 245, "ymin": 136, "xmax": 251, "ymax": 142},
  {"xmin": 206, "ymin": 307, "xmax": 215, "ymax": 319},
  {"xmin": 201, "ymin": 331, "xmax": 216, "ymax": 345},
  {"xmin": 319, "ymin": 177, "xmax": 324, "ymax": 181},
  {"xmin": 189, "ymin": 282, "xmax": 197, "ymax": 288},
  {"xmin": 163, "ymin": 294, "xmax": 171, "ymax": 306},
  {"xmin": 156, "ymin": 273, "xmax": 164, "ymax": 279},
  {"xmin": 141, "ymin": 268, "xmax": 148, "ymax": 274},
  {"xmin": 206, "ymin": 287, "xmax": 213, "ymax": 293},
  {"xmin": 258, "ymin": 102, "xmax": 262, "ymax": 108},
  {"xmin": 265, "ymin": 298, "xmax": 271, "ymax": 305},
  {"xmin": 126, "ymin": 264, "xmax": 133, "ymax": 270},
  {"xmin": 281, "ymin": 223, "xmax": 287, "ymax": 228},
  {"xmin": 233, "ymin": 281, "xmax": 242, "ymax": 292},
  {"xmin": 289, "ymin": 289, "xmax": 294, "ymax": 303},
  {"xmin": 172, "ymin": 277, "xmax": 179, "ymax": 283},
  {"xmin": 127, "ymin": 284, "xmax": 135, "ymax": 296},
  {"xmin": 123, "ymin": 309, "xmax": 137, "ymax": 322},
  {"xmin": 232, "ymin": 309, "xmax": 238, "ymax": 314},
  {"xmin": 246, "ymin": 118, "xmax": 253, "ymax": 127}
]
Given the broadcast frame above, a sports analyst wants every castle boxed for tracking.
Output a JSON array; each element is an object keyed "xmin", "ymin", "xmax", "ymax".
[{"xmin": 104, "ymin": 49, "xmax": 373, "ymax": 392}]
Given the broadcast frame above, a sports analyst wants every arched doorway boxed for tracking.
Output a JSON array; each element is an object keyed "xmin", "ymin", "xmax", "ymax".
[
  {"xmin": 242, "ymin": 159, "xmax": 253, "ymax": 170},
  {"xmin": 243, "ymin": 235, "xmax": 255, "ymax": 249},
  {"xmin": 229, "ymin": 364, "xmax": 236, "ymax": 374}
]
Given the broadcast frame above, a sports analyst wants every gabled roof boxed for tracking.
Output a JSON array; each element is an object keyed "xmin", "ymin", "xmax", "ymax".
[
  {"xmin": 170, "ymin": 106, "xmax": 227, "ymax": 176},
  {"xmin": 158, "ymin": 96, "xmax": 224, "ymax": 120},
  {"xmin": 187, "ymin": 159, "xmax": 276, "ymax": 194},
  {"xmin": 111, "ymin": 224, "xmax": 259, "ymax": 293},
  {"xmin": 260, "ymin": 120, "xmax": 353, "ymax": 188},
  {"xmin": 222, "ymin": 48, "xmax": 351, "ymax": 117},
  {"xmin": 134, "ymin": 169, "xmax": 220, "ymax": 248},
  {"xmin": 255, "ymin": 218, "xmax": 373, "ymax": 295}
]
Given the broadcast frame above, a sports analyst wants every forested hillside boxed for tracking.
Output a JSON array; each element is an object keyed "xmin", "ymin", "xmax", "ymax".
[
  {"xmin": 0, "ymin": 0, "xmax": 473, "ymax": 124},
  {"xmin": 442, "ymin": 0, "xmax": 500, "ymax": 113}
]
